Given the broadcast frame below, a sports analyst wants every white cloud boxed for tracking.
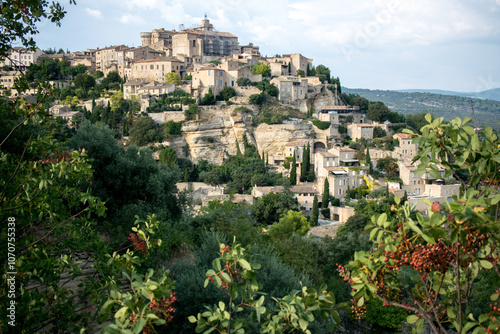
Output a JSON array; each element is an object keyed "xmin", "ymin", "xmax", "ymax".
[
  {"xmin": 85, "ymin": 8, "xmax": 103, "ymax": 19},
  {"xmin": 119, "ymin": 14, "xmax": 147, "ymax": 25}
]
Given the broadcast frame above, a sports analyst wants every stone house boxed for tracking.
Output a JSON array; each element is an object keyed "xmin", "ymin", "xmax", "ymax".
[
  {"xmin": 393, "ymin": 133, "xmax": 419, "ymax": 162},
  {"xmin": 270, "ymin": 76, "xmax": 309, "ymax": 103},
  {"xmin": 131, "ymin": 57, "xmax": 185, "ymax": 81},
  {"xmin": 280, "ymin": 53, "xmax": 313, "ymax": 76},
  {"xmin": 123, "ymin": 78, "xmax": 150, "ymax": 100},
  {"xmin": 0, "ymin": 47, "xmax": 45, "ymax": 70},
  {"xmin": 348, "ymin": 123, "xmax": 374, "ymax": 141},
  {"xmin": 171, "ymin": 17, "xmax": 238, "ymax": 58}
]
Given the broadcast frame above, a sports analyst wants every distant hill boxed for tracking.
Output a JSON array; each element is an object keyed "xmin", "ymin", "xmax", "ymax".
[
  {"xmin": 396, "ymin": 88, "xmax": 500, "ymax": 102},
  {"xmin": 343, "ymin": 88, "xmax": 500, "ymax": 132}
]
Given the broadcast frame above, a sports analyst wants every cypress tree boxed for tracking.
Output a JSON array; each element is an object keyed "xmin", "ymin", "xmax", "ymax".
[
  {"xmin": 290, "ymin": 152, "xmax": 297, "ymax": 185},
  {"xmin": 266, "ymin": 152, "xmax": 269, "ymax": 165},
  {"xmin": 300, "ymin": 145, "xmax": 307, "ymax": 181},
  {"xmin": 312, "ymin": 195, "xmax": 319, "ymax": 226},
  {"xmin": 366, "ymin": 146, "xmax": 373, "ymax": 174},
  {"xmin": 235, "ymin": 138, "xmax": 242, "ymax": 157},
  {"xmin": 322, "ymin": 178, "xmax": 330, "ymax": 209}
]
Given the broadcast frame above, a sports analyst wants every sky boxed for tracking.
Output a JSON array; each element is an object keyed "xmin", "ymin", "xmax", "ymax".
[{"xmin": 32, "ymin": 0, "xmax": 500, "ymax": 92}]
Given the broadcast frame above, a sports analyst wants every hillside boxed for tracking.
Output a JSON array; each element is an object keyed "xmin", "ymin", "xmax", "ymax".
[
  {"xmin": 344, "ymin": 88, "xmax": 500, "ymax": 131},
  {"xmin": 397, "ymin": 88, "xmax": 500, "ymax": 102}
]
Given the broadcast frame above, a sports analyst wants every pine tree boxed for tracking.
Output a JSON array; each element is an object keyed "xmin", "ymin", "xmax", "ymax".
[
  {"xmin": 366, "ymin": 146, "xmax": 373, "ymax": 174},
  {"xmin": 312, "ymin": 195, "xmax": 319, "ymax": 226},
  {"xmin": 290, "ymin": 152, "xmax": 297, "ymax": 185},
  {"xmin": 322, "ymin": 178, "xmax": 330, "ymax": 209}
]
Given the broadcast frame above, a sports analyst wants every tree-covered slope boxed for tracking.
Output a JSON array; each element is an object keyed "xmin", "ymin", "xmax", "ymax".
[{"xmin": 344, "ymin": 88, "xmax": 500, "ymax": 131}]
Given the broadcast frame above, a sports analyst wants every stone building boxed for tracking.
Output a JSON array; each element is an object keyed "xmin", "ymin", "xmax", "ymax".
[
  {"xmin": 0, "ymin": 47, "xmax": 45, "ymax": 70},
  {"xmin": 131, "ymin": 57, "xmax": 185, "ymax": 81},
  {"xmin": 271, "ymin": 76, "xmax": 309, "ymax": 103},
  {"xmin": 144, "ymin": 16, "xmax": 239, "ymax": 59},
  {"xmin": 347, "ymin": 123, "xmax": 374, "ymax": 141}
]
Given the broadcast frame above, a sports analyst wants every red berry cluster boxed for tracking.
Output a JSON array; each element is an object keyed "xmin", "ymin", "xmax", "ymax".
[
  {"xmin": 39, "ymin": 149, "xmax": 72, "ymax": 165},
  {"xmin": 128, "ymin": 291, "xmax": 177, "ymax": 334},
  {"xmin": 128, "ymin": 233, "xmax": 149, "ymax": 255},
  {"xmin": 337, "ymin": 263, "xmax": 366, "ymax": 319}
]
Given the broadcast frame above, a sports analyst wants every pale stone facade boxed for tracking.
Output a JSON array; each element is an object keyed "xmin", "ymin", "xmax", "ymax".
[
  {"xmin": 0, "ymin": 47, "xmax": 45, "ymax": 70},
  {"xmin": 169, "ymin": 17, "xmax": 238, "ymax": 58},
  {"xmin": 271, "ymin": 76, "xmax": 309, "ymax": 103},
  {"xmin": 393, "ymin": 133, "xmax": 419, "ymax": 161},
  {"xmin": 348, "ymin": 123, "xmax": 374, "ymax": 141},
  {"xmin": 281, "ymin": 53, "xmax": 313, "ymax": 76},
  {"xmin": 131, "ymin": 57, "xmax": 184, "ymax": 81}
]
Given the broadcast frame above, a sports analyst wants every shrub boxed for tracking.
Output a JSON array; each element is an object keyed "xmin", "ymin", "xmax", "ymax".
[{"xmin": 312, "ymin": 120, "xmax": 331, "ymax": 130}]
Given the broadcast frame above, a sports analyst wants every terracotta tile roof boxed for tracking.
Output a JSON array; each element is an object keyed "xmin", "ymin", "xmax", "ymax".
[{"xmin": 394, "ymin": 133, "xmax": 413, "ymax": 139}]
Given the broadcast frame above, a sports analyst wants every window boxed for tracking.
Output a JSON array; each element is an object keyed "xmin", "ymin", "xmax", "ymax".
[
  {"xmin": 339, "ymin": 180, "xmax": 341, "ymax": 186},
  {"xmin": 208, "ymin": 70, "xmax": 212, "ymax": 76},
  {"xmin": 150, "ymin": 65, "xmax": 154, "ymax": 69}
]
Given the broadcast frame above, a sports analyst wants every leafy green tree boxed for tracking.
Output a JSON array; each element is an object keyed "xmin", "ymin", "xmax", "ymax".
[
  {"xmin": 93, "ymin": 70, "xmax": 104, "ymax": 79},
  {"xmin": 252, "ymin": 62, "xmax": 271, "ymax": 77},
  {"xmin": 200, "ymin": 88, "xmax": 216, "ymax": 105},
  {"xmin": 289, "ymin": 152, "xmax": 297, "ymax": 185},
  {"xmin": 367, "ymin": 101, "xmax": 390, "ymax": 122},
  {"xmin": 189, "ymin": 241, "xmax": 340, "ymax": 334},
  {"xmin": 74, "ymin": 72, "xmax": 95, "ymax": 90},
  {"xmin": 252, "ymin": 191, "xmax": 298, "ymax": 225},
  {"xmin": 185, "ymin": 103, "xmax": 198, "ymax": 120},
  {"xmin": 322, "ymin": 179, "xmax": 330, "ymax": 209},
  {"xmin": 311, "ymin": 195, "xmax": 319, "ymax": 226},
  {"xmin": 237, "ymin": 77, "xmax": 252, "ymax": 86},
  {"xmin": 268, "ymin": 210, "xmax": 310, "ymax": 241},
  {"xmin": 376, "ymin": 156, "xmax": 399, "ymax": 177},
  {"xmin": 164, "ymin": 120, "xmax": 182, "ymax": 136},
  {"xmin": 373, "ymin": 126, "xmax": 387, "ymax": 138},
  {"xmin": 69, "ymin": 121, "xmax": 181, "ymax": 240},
  {"xmin": 159, "ymin": 147, "xmax": 178, "ymax": 168},
  {"xmin": 315, "ymin": 64, "xmax": 331, "ymax": 83},
  {"xmin": 249, "ymin": 92, "xmax": 265, "ymax": 105},
  {"xmin": 297, "ymin": 69, "xmax": 305, "ymax": 77},
  {"xmin": 255, "ymin": 79, "xmax": 279, "ymax": 97},
  {"xmin": 342, "ymin": 115, "xmax": 500, "ymax": 334},
  {"xmin": 129, "ymin": 116, "xmax": 163, "ymax": 146},
  {"xmin": 165, "ymin": 71, "xmax": 181, "ymax": 85},
  {"xmin": 221, "ymin": 86, "xmax": 237, "ymax": 101}
]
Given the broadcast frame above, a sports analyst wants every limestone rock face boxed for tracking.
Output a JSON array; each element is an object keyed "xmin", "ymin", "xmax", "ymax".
[{"xmin": 160, "ymin": 87, "xmax": 340, "ymax": 165}]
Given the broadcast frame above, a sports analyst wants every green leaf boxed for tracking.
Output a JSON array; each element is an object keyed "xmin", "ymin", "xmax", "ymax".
[
  {"xmin": 377, "ymin": 213, "xmax": 387, "ymax": 227},
  {"xmin": 299, "ymin": 318, "xmax": 308, "ymax": 331},
  {"xmin": 425, "ymin": 113, "xmax": 432, "ymax": 123},
  {"xmin": 188, "ymin": 316, "xmax": 198, "ymax": 323},
  {"xmin": 447, "ymin": 306, "xmax": 456, "ymax": 319},
  {"xmin": 357, "ymin": 297, "xmax": 364, "ymax": 307},
  {"xmin": 480, "ymin": 260, "xmax": 493, "ymax": 269},
  {"xmin": 220, "ymin": 272, "xmax": 231, "ymax": 283},
  {"xmin": 407, "ymin": 315, "xmax": 419, "ymax": 324},
  {"xmin": 114, "ymin": 306, "xmax": 128, "ymax": 319},
  {"xmin": 462, "ymin": 322, "xmax": 476, "ymax": 333},
  {"xmin": 491, "ymin": 194, "xmax": 500, "ymax": 205},
  {"xmin": 238, "ymin": 258, "xmax": 252, "ymax": 270},
  {"xmin": 491, "ymin": 293, "xmax": 499, "ymax": 301},
  {"xmin": 478, "ymin": 314, "xmax": 488, "ymax": 323},
  {"xmin": 212, "ymin": 258, "xmax": 221, "ymax": 272}
]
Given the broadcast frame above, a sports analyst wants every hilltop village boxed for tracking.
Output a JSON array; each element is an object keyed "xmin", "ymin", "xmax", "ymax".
[
  {"xmin": 0, "ymin": 17, "xmax": 460, "ymax": 229},
  {"xmin": 4, "ymin": 6, "xmax": 500, "ymax": 334}
]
